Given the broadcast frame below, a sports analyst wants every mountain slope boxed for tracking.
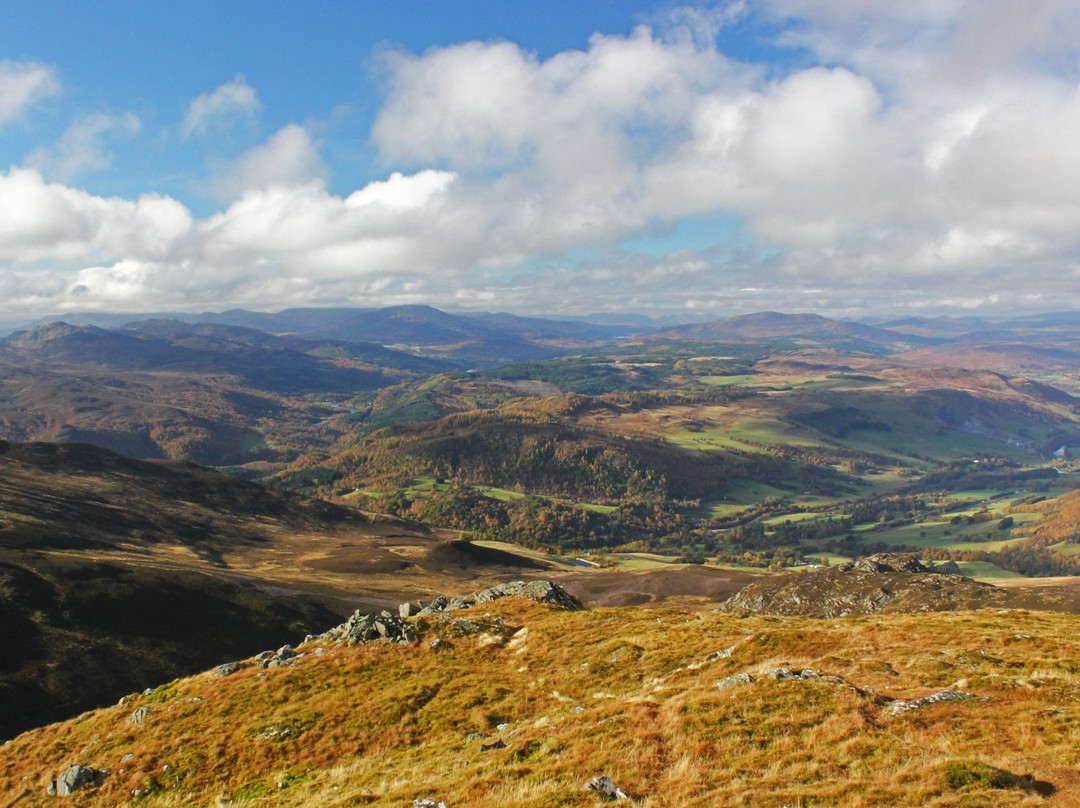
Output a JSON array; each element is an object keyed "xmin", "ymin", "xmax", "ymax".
[
  {"xmin": 0, "ymin": 321, "xmax": 446, "ymax": 465},
  {"xmin": 0, "ymin": 440, "xmax": 448, "ymax": 739},
  {"xmin": 196, "ymin": 305, "xmax": 580, "ymax": 366},
  {"xmin": 2, "ymin": 596, "xmax": 1077, "ymax": 806}
]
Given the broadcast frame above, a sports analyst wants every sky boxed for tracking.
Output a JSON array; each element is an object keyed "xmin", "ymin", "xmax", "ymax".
[{"xmin": 2, "ymin": 0, "xmax": 1080, "ymax": 325}]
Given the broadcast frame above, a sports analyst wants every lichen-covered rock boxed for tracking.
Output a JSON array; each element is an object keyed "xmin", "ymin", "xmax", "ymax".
[
  {"xmin": 324, "ymin": 610, "xmax": 415, "ymax": 645},
  {"xmin": 717, "ymin": 673, "xmax": 756, "ymax": 690},
  {"xmin": 582, "ymin": 775, "xmax": 629, "ymax": 800},
  {"xmin": 885, "ymin": 689, "xmax": 987, "ymax": 717},
  {"xmin": 472, "ymin": 580, "xmax": 583, "ymax": 610},
  {"xmin": 48, "ymin": 764, "xmax": 108, "ymax": 796},
  {"xmin": 127, "ymin": 706, "xmax": 152, "ymax": 724},
  {"xmin": 418, "ymin": 595, "xmax": 450, "ymax": 615}
]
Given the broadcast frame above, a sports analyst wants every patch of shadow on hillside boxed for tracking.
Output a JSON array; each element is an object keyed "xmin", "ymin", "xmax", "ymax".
[{"xmin": 418, "ymin": 540, "xmax": 551, "ymax": 572}]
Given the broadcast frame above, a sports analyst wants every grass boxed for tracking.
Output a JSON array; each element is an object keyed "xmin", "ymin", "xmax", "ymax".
[
  {"xmin": 4, "ymin": 601, "xmax": 1080, "ymax": 807},
  {"xmin": 954, "ymin": 561, "xmax": 1026, "ymax": 580}
]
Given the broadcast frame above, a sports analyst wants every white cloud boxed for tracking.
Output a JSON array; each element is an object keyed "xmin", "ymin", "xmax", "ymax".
[
  {"xmin": 182, "ymin": 74, "xmax": 260, "ymax": 137},
  {"xmin": 0, "ymin": 167, "xmax": 192, "ymax": 265},
  {"xmin": 211, "ymin": 123, "xmax": 328, "ymax": 201},
  {"xmin": 25, "ymin": 111, "xmax": 141, "ymax": 181},
  {"xmin": 0, "ymin": 60, "xmax": 60, "ymax": 127},
  {"xmin": 5, "ymin": 5, "xmax": 1080, "ymax": 320}
]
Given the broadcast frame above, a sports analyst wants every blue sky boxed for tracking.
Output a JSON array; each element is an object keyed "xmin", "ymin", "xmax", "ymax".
[{"xmin": 2, "ymin": 1, "xmax": 1080, "ymax": 323}]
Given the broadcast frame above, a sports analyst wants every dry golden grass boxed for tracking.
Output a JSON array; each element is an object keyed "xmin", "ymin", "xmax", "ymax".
[{"xmin": 3, "ymin": 602, "xmax": 1080, "ymax": 807}]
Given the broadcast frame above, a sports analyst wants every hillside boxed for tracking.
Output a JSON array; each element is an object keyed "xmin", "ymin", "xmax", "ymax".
[
  {"xmin": 2, "ymin": 592, "xmax": 1078, "ymax": 806},
  {"xmin": 0, "ymin": 321, "xmax": 452, "ymax": 465},
  {"xmin": 192, "ymin": 305, "xmax": 623, "ymax": 366},
  {"xmin": 0, "ymin": 440, "xmax": 451, "ymax": 739}
]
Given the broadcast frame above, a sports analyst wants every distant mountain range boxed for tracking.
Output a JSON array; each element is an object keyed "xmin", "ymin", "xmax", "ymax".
[
  {"xmin": 5, "ymin": 304, "xmax": 1080, "ymax": 468},
  {"xmin": 647, "ymin": 311, "xmax": 941, "ymax": 351}
]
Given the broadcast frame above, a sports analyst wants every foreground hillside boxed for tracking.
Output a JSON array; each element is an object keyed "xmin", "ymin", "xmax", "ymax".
[{"xmin": 2, "ymin": 594, "xmax": 1078, "ymax": 807}]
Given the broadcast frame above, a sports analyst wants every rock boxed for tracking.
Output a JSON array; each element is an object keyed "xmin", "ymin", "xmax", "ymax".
[
  {"xmin": 474, "ymin": 580, "xmax": 583, "ymax": 610},
  {"xmin": 847, "ymin": 553, "xmax": 930, "ymax": 574},
  {"xmin": 49, "ymin": 765, "xmax": 108, "ymax": 796},
  {"xmin": 258, "ymin": 643, "xmax": 306, "ymax": 669},
  {"xmin": 418, "ymin": 596, "xmax": 449, "ymax": 615},
  {"xmin": 212, "ymin": 661, "xmax": 239, "ymax": 677},
  {"xmin": 127, "ymin": 706, "xmax": 152, "ymax": 724},
  {"xmin": 885, "ymin": 689, "xmax": 987, "ymax": 717},
  {"xmin": 429, "ymin": 638, "xmax": 448, "ymax": 651},
  {"xmin": 448, "ymin": 618, "xmax": 484, "ymax": 636},
  {"xmin": 718, "ymin": 552, "xmax": 1009, "ymax": 618},
  {"xmin": 582, "ymin": 775, "xmax": 629, "ymax": 800},
  {"xmin": 413, "ymin": 800, "xmax": 448, "ymax": 808},
  {"xmin": 767, "ymin": 666, "xmax": 800, "ymax": 680},
  {"xmin": 717, "ymin": 673, "xmax": 756, "ymax": 690},
  {"xmin": 399, "ymin": 601, "xmax": 416, "ymax": 618},
  {"xmin": 324, "ymin": 609, "xmax": 416, "ymax": 645}
]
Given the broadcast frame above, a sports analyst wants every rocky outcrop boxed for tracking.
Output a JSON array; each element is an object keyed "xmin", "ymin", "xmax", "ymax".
[
  {"xmin": 718, "ymin": 553, "xmax": 1012, "ymax": 618},
  {"xmin": 885, "ymin": 689, "xmax": 987, "ymax": 717},
  {"xmin": 320, "ymin": 611, "xmax": 416, "ymax": 646},
  {"xmin": 47, "ymin": 765, "xmax": 108, "ymax": 796},
  {"xmin": 841, "ymin": 554, "xmax": 929, "ymax": 574},
  {"xmin": 257, "ymin": 644, "xmax": 305, "ymax": 668},
  {"xmin": 409, "ymin": 580, "xmax": 582, "ymax": 615}
]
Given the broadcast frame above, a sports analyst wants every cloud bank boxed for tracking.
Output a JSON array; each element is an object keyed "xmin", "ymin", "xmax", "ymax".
[{"xmin": 3, "ymin": 3, "xmax": 1080, "ymax": 321}]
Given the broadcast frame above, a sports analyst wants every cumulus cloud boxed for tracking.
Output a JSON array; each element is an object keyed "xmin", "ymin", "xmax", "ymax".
[
  {"xmin": 0, "ymin": 167, "xmax": 192, "ymax": 265},
  {"xmin": 25, "ymin": 112, "xmax": 141, "ymax": 181},
  {"xmin": 5, "ymin": 4, "xmax": 1080, "ymax": 320},
  {"xmin": 211, "ymin": 123, "xmax": 329, "ymax": 201},
  {"xmin": 0, "ymin": 60, "xmax": 60, "ymax": 127},
  {"xmin": 182, "ymin": 74, "xmax": 260, "ymax": 137}
]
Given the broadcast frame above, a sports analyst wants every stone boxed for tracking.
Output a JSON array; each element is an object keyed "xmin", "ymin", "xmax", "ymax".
[
  {"xmin": 399, "ymin": 601, "xmax": 416, "ymax": 618},
  {"xmin": 50, "ymin": 765, "xmax": 108, "ymax": 796},
  {"xmin": 418, "ymin": 595, "xmax": 449, "ymax": 615},
  {"xmin": 717, "ymin": 673, "xmax": 756, "ymax": 690},
  {"xmin": 582, "ymin": 775, "xmax": 629, "ymax": 800},
  {"xmin": 474, "ymin": 580, "xmax": 583, "ymax": 610},
  {"xmin": 885, "ymin": 689, "xmax": 986, "ymax": 717},
  {"xmin": 413, "ymin": 799, "xmax": 448, "ymax": 808},
  {"xmin": 326, "ymin": 609, "xmax": 416, "ymax": 645},
  {"xmin": 127, "ymin": 706, "xmax": 152, "ymax": 724},
  {"xmin": 212, "ymin": 661, "xmax": 239, "ymax": 677}
]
